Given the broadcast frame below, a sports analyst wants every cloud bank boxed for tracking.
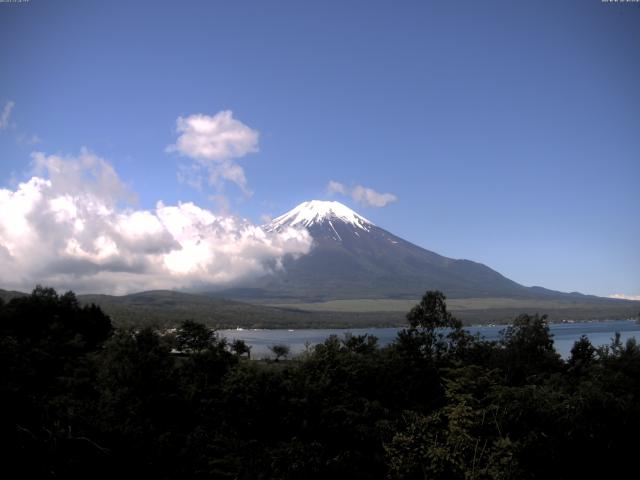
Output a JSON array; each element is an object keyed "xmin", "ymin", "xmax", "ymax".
[
  {"xmin": 167, "ymin": 111, "xmax": 259, "ymax": 195},
  {"xmin": 609, "ymin": 294, "xmax": 640, "ymax": 301},
  {"xmin": 327, "ymin": 180, "xmax": 397, "ymax": 207},
  {"xmin": 0, "ymin": 150, "xmax": 311, "ymax": 295}
]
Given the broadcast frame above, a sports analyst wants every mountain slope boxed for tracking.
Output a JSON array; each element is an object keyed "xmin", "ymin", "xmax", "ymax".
[
  {"xmin": 220, "ymin": 200, "xmax": 604, "ymax": 302},
  {"xmin": 76, "ymin": 290, "xmax": 401, "ymax": 328}
]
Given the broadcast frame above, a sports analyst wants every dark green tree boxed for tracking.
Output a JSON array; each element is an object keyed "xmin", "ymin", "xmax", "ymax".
[
  {"xmin": 342, "ymin": 332, "xmax": 379, "ymax": 354},
  {"xmin": 406, "ymin": 290, "xmax": 461, "ymax": 331},
  {"xmin": 568, "ymin": 335, "xmax": 596, "ymax": 370},
  {"xmin": 0, "ymin": 286, "xmax": 113, "ymax": 478},
  {"xmin": 270, "ymin": 343, "xmax": 290, "ymax": 361},
  {"xmin": 230, "ymin": 338, "xmax": 252, "ymax": 359},
  {"xmin": 175, "ymin": 320, "xmax": 217, "ymax": 353},
  {"xmin": 500, "ymin": 313, "xmax": 562, "ymax": 383},
  {"xmin": 396, "ymin": 290, "xmax": 463, "ymax": 361}
]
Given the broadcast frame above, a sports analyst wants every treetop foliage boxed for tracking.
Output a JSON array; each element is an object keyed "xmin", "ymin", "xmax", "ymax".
[
  {"xmin": 175, "ymin": 319, "xmax": 220, "ymax": 353},
  {"xmin": 1, "ymin": 288, "xmax": 638, "ymax": 479},
  {"xmin": 406, "ymin": 290, "xmax": 462, "ymax": 331}
]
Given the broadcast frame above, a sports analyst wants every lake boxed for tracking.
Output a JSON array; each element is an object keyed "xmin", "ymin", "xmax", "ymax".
[{"xmin": 220, "ymin": 319, "xmax": 640, "ymax": 359}]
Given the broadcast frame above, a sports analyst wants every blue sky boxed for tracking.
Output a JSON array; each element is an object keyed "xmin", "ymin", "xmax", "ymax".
[{"xmin": 0, "ymin": 0, "xmax": 639, "ymax": 297}]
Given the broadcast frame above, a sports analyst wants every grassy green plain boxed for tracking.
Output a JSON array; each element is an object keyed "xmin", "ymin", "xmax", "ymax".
[
  {"xmin": 269, "ymin": 297, "xmax": 640, "ymax": 325},
  {"xmin": 2, "ymin": 289, "xmax": 638, "ymax": 329},
  {"xmin": 271, "ymin": 297, "xmax": 629, "ymax": 312}
]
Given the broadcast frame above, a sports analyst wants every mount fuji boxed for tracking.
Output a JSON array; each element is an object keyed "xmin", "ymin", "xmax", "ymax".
[{"xmin": 218, "ymin": 200, "xmax": 591, "ymax": 303}]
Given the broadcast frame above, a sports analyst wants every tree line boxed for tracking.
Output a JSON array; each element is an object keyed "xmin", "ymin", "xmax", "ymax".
[{"xmin": 1, "ymin": 286, "xmax": 638, "ymax": 479}]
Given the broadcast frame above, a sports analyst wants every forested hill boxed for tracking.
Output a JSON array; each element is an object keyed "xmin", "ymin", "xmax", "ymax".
[{"xmin": 1, "ymin": 287, "xmax": 639, "ymax": 479}]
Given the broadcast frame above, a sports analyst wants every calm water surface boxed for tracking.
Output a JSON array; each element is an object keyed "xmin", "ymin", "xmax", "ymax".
[{"xmin": 220, "ymin": 320, "xmax": 640, "ymax": 359}]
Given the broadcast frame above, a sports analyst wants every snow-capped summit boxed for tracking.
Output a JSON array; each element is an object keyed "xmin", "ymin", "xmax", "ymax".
[
  {"xmin": 221, "ymin": 199, "xmax": 587, "ymax": 303},
  {"xmin": 268, "ymin": 200, "xmax": 373, "ymax": 231}
]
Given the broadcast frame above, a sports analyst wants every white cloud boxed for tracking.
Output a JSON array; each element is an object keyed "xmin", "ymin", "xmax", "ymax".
[
  {"xmin": 0, "ymin": 151, "xmax": 311, "ymax": 295},
  {"xmin": 351, "ymin": 185, "xmax": 397, "ymax": 207},
  {"xmin": 260, "ymin": 213, "xmax": 273, "ymax": 224},
  {"xmin": 609, "ymin": 294, "xmax": 640, "ymax": 301},
  {"xmin": 167, "ymin": 111, "xmax": 259, "ymax": 195},
  {"xmin": 327, "ymin": 180, "xmax": 347, "ymax": 196},
  {"xmin": 0, "ymin": 100, "xmax": 15, "ymax": 129},
  {"xmin": 30, "ymin": 148, "xmax": 135, "ymax": 206},
  {"xmin": 326, "ymin": 180, "xmax": 397, "ymax": 208}
]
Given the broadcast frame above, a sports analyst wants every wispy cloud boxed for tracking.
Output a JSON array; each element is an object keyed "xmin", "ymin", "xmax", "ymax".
[
  {"xmin": 327, "ymin": 180, "xmax": 347, "ymax": 196},
  {"xmin": 0, "ymin": 100, "xmax": 15, "ymax": 129},
  {"xmin": 167, "ymin": 111, "xmax": 259, "ymax": 196},
  {"xmin": 351, "ymin": 185, "xmax": 398, "ymax": 207},
  {"xmin": 609, "ymin": 293, "xmax": 640, "ymax": 301},
  {"xmin": 327, "ymin": 180, "xmax": 397, "ymax": 207},
  {"xmin": 17, "ymin": 133, "xmax": 42, "ymax": 145},
  {"xmin": 176, "ymin": 163, "xmax": 204, "ymax": 191},
  {"xmin": 1, "ymin": 101, "xmax": 42, "ymax": 144},
  {"xmin": 0, "ymin": 150, "xmax": 311, "ymax": 295}
]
